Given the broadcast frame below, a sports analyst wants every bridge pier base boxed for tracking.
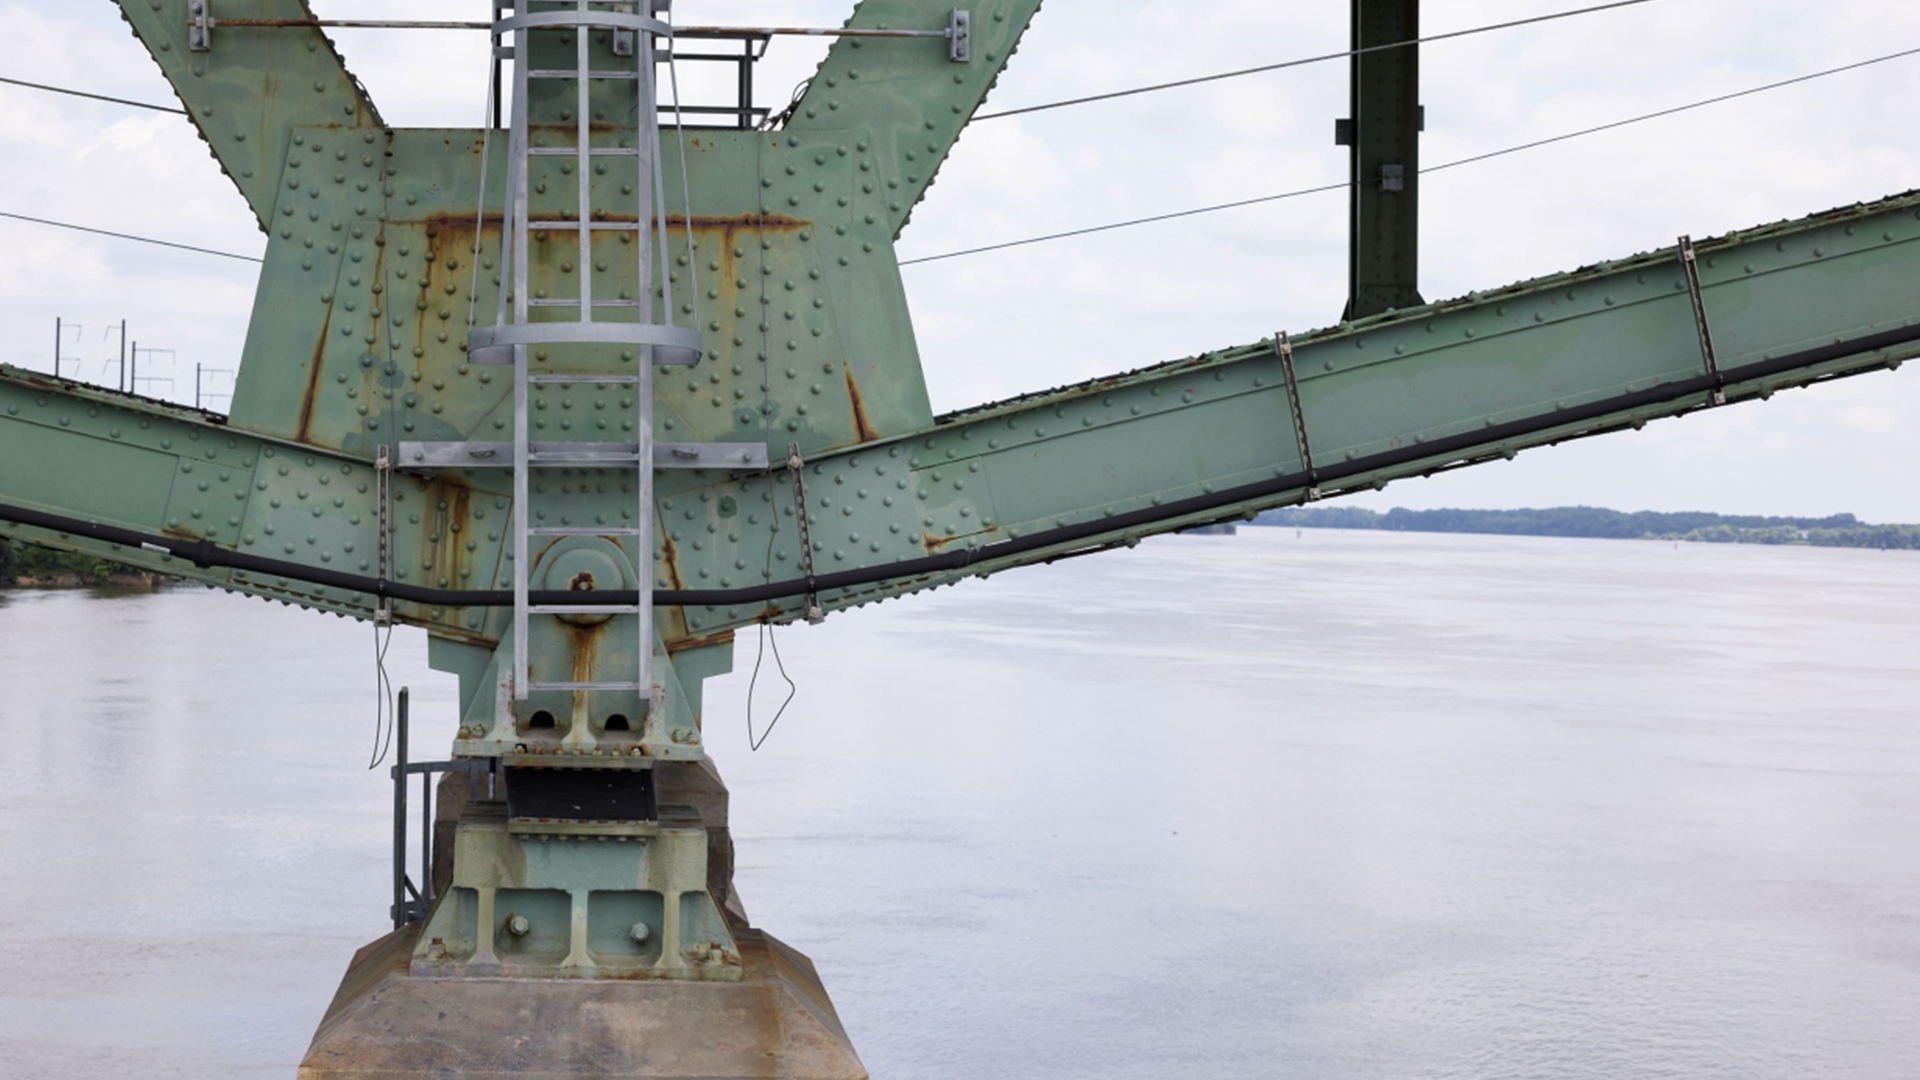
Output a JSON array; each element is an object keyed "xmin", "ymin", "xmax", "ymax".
[{"xmin": 298, "ymin": 924, "xmax": 867, "ymax": 1080}]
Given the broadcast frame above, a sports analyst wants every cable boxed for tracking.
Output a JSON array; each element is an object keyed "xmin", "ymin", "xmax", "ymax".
[
  {"xmin": 4, "ymin": 3, "xmax": 1654, "ymax": 127},
  {"xmin": 667, "ymin": 39, "xmax": 700, "ymax": 331},
  {"xmin": 20, "ymin": 11, "xmax": 1878, "ymax": 277},
  {"xmin": 746, "ymin": 618, "xmax": 797, "ymax": 751},
  {"xmin": 0, "ymin": 211, "xmax": 262, "ymax": 263},
  {"xmin": 369, "ymin": 617, "xmax": 397, "ymax": 769},
  {"xmin": 465, "ymin": 47, "xmax": 500, "ymax": 333},
  {"xmin": 744, "ymin": 127, "xmax": 800, "ymax": 750},
  {"xmin": 973, "ymin": 0, "xmax": 1665, "ymax": 122},
  {"xmin": 903, "ymin": 44, "xmax": 1920, "ymax": 266},
  {"xmin": 0, "ymin": 76, "xmax": 185, "ymax": 115},
  {"xmin": 1419, "ymin": 46, "xmax": 1920, "ymax": 177},
  {"xmin": 901, "ymin": 181, "xmax": 1349, "ymax": 265}
]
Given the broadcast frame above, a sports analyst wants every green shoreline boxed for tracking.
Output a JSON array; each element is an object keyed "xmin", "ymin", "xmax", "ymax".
[
  {"xmin": 1252, "ymin": 506, "xmax": 1920, "ymax": 550},
  {"xmin": 7, "ymin": 503, "xmax": 1917, "ymax": 589},
  {"xmin": 0, "ymin": 539, "xmax": 166, "ymax": 588}
]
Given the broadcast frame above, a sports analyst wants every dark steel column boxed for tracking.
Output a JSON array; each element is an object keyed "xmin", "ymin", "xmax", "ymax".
[
  {"xmin": 1340, "ymin": 0, "xmax": 1424, "ymax": 320},
  {"xmin": 391, "ymin": 688, "xmax": 409, "ymax": 929}
]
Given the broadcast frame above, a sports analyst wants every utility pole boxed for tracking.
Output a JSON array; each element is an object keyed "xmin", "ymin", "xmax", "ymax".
[{"xmin": 1339, "ymin": 0, "xmax": 1425, "ymax": 320}]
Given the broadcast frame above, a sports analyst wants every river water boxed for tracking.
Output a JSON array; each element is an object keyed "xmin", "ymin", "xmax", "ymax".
[{"xmin": 0, "ymin": 528, "xmax": 1916, "ymax": 1079}]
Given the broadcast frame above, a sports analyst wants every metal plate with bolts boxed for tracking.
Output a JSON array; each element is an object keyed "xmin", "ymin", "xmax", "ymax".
[{"xmin": 398, "ymin": 441, "xmax": 769, "ymax": 471}]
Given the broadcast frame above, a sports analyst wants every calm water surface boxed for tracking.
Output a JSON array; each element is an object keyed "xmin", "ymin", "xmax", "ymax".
[{"xmin": 1, "ymin": 528, "xmax": 1916, "ymax": 1079}]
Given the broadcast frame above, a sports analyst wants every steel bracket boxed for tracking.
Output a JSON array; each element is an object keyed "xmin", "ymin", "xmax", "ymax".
[
  {"xmin": 188, "ymin": 0, "xmax": 213, "ymax": 52},
  {"xmin": 375, "ymin": 445, "xmax": 392, "ymax": 625},
  {"xmin": 949, "ymin": 9, "xmax": 971, "ymax": 63},
  {"xmin": 398, "ymin": 440, "xmax": 767, "ymax": 471},
  {"xmin": 787, "ymin": 443, "xmax": 823, "ymax": 623},
  {"xmin": 1273, "ymin": 332, "xmax": 1320, "ymax": 500},
  {"xmin": 613, "ymin": 8, "xmax": 635, "ymax": 57},
  {"xmin": 1678, "ymin": 235, "xmax": 1727, "ymax": 405}
]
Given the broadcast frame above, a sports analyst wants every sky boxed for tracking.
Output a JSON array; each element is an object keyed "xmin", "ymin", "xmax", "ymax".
[{"xmin": 3, "ymin": 1, "xmax": 1918, "ymax": 520}]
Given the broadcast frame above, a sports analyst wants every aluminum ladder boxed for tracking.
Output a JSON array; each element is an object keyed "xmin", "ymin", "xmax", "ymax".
[{"xmin": 401, "ymin": 0, "xmax": 764, "ymax": 705}]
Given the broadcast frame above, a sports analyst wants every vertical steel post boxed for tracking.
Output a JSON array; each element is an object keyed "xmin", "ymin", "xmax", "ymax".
[
  {"xmin": 507, "ymin": 0, "xmax": 531, "ymax": 700},
  {"xmin": 639, "ymin": 7, "xmax": 664, "ymax": 696},
  {"xmin": 129, "ymin": 342, "xmax": 137, "ymax": 391},
  {"xmin": 53, "ymin": 318, "xmax": 60, "ymax": 379},
  {"xmin": 420, "ymin": 770, "xmax": 432, "ymax": 910},
  {"xmin": 738, "ymin": 38, "xmax": 753, "ymax": 130},
  {"xmin": 392, "ymin": 687, "xmax": 409, "ymax": 929},
  {"xmin": 119, "ymin": 320, "xmax": 127, "ymax": 391},
  {"xmin": 195, "ymin": 363, "xmax": 202, "ymax": 409},
  {"xmin": 1341, "ymin": 0, "xmax": 1423, "ymax": 320}
]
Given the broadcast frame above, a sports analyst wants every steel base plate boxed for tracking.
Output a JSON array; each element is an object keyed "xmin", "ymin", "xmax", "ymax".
[{"xmin": 298, "ymin": 925, "xmax": 867, "ymax": 1079}]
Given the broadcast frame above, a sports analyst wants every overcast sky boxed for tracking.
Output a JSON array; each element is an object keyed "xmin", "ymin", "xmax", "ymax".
[{"xmin": 5, "ymin": 1, "xmax": 1919, "ymax": 520}]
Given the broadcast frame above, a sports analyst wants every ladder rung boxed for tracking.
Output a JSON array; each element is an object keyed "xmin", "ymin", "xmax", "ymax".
[
  {"xmin": 527, "ymin": 146, "xmax": 644, "ymax": 156},
  {"xmin": 527, "ymin": 70, "xmax": 641, "ymax": 81},
  {"xmin": 530, "ymin": 527, "xmax": 644, "ymax": 536},
  {"xmin": 527, "ymin": 299, "xmax": 643, "ymax": 308},
  {"xmin": 529, "ymin": 605, "xmax": 643, "ymax": 616},
  {"xmin": 527, "ymin": 146, "xmax": 644, "ymax": 157},
  {"xmin": 398, "ymin": 440, "xmax": 770, "ymax": 470},
  {"xmin": 528, "ymin": 682, "xmax": 646, "ymax": 693},
  {"xmin": 529, "ymin": 454, "xmax": 643, "ymax": 465},
  {"xmin": 528, "ymin": 374, "xmax": 641, "ymax": 384},
  {"xmin": 526, "ymin": 219, "xmax": 645, "ymax": 231},
  {"xmin": 529, "ymin": 220, "xmax": 644, "ymax": 232}
]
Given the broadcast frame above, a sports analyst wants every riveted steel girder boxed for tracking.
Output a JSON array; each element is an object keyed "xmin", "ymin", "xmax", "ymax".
[{"xmin": 6, "ymin": 188, "xmax": 1919, "ymax": 643}]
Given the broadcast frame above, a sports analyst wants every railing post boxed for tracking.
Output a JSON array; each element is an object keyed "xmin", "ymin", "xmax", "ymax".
[
  {"xmin": 391, "ymin": 687, "xmax": 409, "ymax": 929},
  {"xmin": 420, "ymin": 766, "xmax": 432, "ymax": 910}
]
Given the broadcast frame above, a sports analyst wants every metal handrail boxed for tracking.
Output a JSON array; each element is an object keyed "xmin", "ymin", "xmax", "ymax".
[{"xmin": 389, "ymin": 688, "xmax": 492, "ymax": 929}]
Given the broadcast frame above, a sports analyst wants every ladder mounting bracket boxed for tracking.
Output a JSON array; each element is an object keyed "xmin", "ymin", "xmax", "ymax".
[
  {"xmin": 1678, "ymin": 235, "xmax": 1727, "ymax": 406},
  {"xmin": 1273, "ymin": 332, "xmax": 1321, "ymax": 501},
  {"xmin": 188, "ymin": 0, "xmax": 213, "ymax": 52}
]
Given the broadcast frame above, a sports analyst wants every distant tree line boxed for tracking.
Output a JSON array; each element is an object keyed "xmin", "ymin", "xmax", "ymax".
[
  {"xmin": 0, "ymin": 538, "xmax": 152, "ymax": 586},
  {"xmin": 1252, "ymin": 506, "xmax": 1920, "ymax": 550}
]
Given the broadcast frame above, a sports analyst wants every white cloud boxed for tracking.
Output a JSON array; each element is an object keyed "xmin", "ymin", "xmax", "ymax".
[{"xmin": 1843, "ymin": 406, "xmax": 1896, "ymax": 432}]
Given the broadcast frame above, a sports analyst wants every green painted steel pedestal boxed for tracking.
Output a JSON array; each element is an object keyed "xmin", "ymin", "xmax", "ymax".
[{"xmin": 298, "ymin": 924, "xmax": 867, "ymax": 1079}]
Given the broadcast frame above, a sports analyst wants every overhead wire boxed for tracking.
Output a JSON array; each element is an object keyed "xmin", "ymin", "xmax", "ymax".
[
  {"xmin": 6, "ymin": 19, "xmax": 1917, "ymax": 284},
  {"xmin": 0, "ymin": 76, "xmax": 185, "ymax": 115},
  {"xmin": 2, "ymin": 2, "xmax": 1657, "ymax": 127},
  {"xmin": 973, "ymin": 0, "xmax": 1666, "ymax": 122},
  {"xmin": 0, "ymin": 211, "xmax": 262, "ymax": 263},
  {"xmin": 747, "ymin": 123, "xmax": 800, "ymax": 752},
  {"xmin": 901, "ymin": 44, "xmax": 1920, "ymax": 266}
]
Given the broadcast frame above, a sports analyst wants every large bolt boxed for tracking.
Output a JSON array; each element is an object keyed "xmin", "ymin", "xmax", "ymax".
[
  {"xmin": 630, "ymin": 922, "xmax": 651, "ymax": 945},
  {"xmin": 507, "ymin": 914, "xmax": 531, "ymax": 937}
]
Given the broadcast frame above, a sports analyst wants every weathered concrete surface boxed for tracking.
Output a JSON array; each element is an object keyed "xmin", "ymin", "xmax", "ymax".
[
  {"xmin": 298, "ymin": 926, "xmax": 867, "ymax": 1079},
  {"xmin": 655, "ymin": 758, "xmax": 750, "ymax": 930}
]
